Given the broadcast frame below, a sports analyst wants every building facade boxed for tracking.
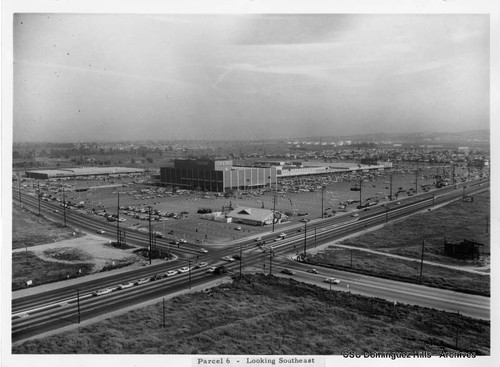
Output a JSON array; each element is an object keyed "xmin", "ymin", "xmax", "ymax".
[{"xmin": 159, "ymin": 159, "xmax": 278, "ymax": 192}]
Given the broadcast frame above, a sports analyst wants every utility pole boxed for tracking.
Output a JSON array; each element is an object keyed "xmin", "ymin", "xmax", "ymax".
[
  {"xmin": 62, "ymin": 187, "xmax": 67, "ymax": 227},
  {"xmin": 415, "ymin": 166, "xmax": 418, "ymax": 194},
  {"xmin": 359, "ymin": 178, "xmax": 362, "ymax": 207},
  {"xmin": 303, "ymin": 221, "xmax": 307, "ymax": 257},
  {"xmin": 162, "ymin": 298, "xmax": 166, "ymax": 327},
  {"xmin": 76, "ymin": 289, "xmax": 81, "ymax": 324},
  {"xmin": 321, "ymin": 186, "xmax": 325, "ymax": 218},
  {"xmin": 269, "ymin": 248, "xmax": 273, "ymax": 275},
  {"xmin": 272, "ymin": 194, "xmax": 276, "ymax": 232},
  {"xmin": 37, "ymin": 181, "xmax": 41, "ymax": 215},
  {"xmin": 188, "ymin": 260, "xmax": 192, "ymax": 289},
  {"xmin": 239, "ymin": 243, "xmax": 242, "ymax": 279},
  {"xmin": 389, "ymin": 174, "xmax": 393, "ymax": 201},
  {"xmin": 419, "ymin": 240, "xmax": 425, "ymax": 284},
  {"xmin": 116, "ymin": 192, "xmax": 120, "ymax": 244},
  {"xmin": 148, "ymin": 206, "xmax": 152, "ymax": 265}
]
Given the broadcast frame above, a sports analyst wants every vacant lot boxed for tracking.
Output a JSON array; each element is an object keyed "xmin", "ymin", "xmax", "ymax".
[
  {"xmin": 12, "ymin": 207, "xmax": 145, "ymax": 290},
  {"xmin": 12, "ymin": 204, "xmax": 84, "ymax": 250},
  {"xmin": 12, "ymin": 274, "xmax": 489, "ymax": 355},
  {"xmin": 307, "ymin": 190, "xmax": 490, "ymax": 295}
]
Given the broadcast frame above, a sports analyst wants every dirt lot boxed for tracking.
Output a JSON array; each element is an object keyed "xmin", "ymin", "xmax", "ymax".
[
  {"xmin": 12, "ymin": 206, "xmax": 146, "ymax": 290},
  {"xmin": 12, "ymin": 205, "xmax": 84, "ymax": 249}
]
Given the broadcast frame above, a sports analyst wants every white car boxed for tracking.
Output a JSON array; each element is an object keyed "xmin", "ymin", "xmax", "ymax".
[
  {"xmin": 206, "ymin": 266, "xmax": 217, "ymax": 273},
  {"xmin": 165, "ymin": 270, "xmax": 178, "ymax": 277},
  {"xmin": 92, "ymin": 288, "xmax": 113, "ymax": 296},
  {"xmin": 134, "ymin": 278, "xmax": 150, "ymax": 285},
  {"xmin": 96, "ymin": 229, "xmax": 105, "ymax": 234},
  {"xmin": 178, "ymin": 266, "xmax": 190, "ymax": 273},
  {"xmin": 118, "ymin": 282, "xmax": 134, "ymax": 290},
  {"xmin": 198, "ymin": 248, "xmax": 209, "ymax": 254},
  {"xmin": 235, "ymin": 226, "xmax": 242, "ymax": 231},
  {"xmin": 221, "ymin": 256, "xmax": 235, "ymax": 262},
  {"xmin": 323, "ymin": 278, "xmax": 340, "ymax": 284}
]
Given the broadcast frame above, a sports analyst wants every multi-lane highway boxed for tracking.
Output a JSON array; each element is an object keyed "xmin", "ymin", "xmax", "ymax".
[{"xmin": 11, "ymin": 179, "xmax": 490, "ymax": 343}]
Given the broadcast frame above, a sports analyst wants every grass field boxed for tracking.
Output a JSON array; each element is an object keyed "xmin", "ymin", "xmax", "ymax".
[
  {"xmin": 12, "ymin": 205, "xmax": 84, "ymax": 250},
  {"xmin": 12, "ymin": 252, "xmax": 94, "ymax": 290},
  {"xmin": 306, "ymin": 190, "xmax": 490, "ymax": 296},
  {"xmin": 12, "ymin": 274, "xmax": 489, "ymax": 355}
]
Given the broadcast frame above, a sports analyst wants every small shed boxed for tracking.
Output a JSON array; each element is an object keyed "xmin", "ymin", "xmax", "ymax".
[{"xmin": 444, "ymin": 239, "xmax": 483, "ymax": 260}]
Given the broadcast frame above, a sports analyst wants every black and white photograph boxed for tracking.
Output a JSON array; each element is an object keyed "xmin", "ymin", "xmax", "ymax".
[{"xmin": 2, "ymin": 1, "xmax": 498, "ymax": 366}]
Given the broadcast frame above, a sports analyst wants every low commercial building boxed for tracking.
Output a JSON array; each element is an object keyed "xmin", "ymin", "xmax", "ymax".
[
  {"xmin": 25, "ymin": 167, "xmax": 145, "ymax": 179},
  {"xmin": 226, "ymin": 206, "xmax": 288, "ymax": 226}
]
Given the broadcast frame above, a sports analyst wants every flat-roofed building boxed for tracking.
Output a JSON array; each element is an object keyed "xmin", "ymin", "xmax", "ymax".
[{"xmin": 159, "ymin": 159, "xmax": 278, "ymax": 192}]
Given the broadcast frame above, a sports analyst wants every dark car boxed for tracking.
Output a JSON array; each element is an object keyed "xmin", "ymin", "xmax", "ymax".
[{"xmin": 281, "ymin": 269, "xmax": 295, "ymax": 275}]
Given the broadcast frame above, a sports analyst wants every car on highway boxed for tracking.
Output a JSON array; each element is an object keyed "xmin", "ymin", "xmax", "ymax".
[
  {"xmin": 351, "ymin": 213, "xmax": 359, "ymax": 217},
  {"xmin": 169, "ymin": 240, "xmax": 180, "ymax": 245},
  {"xmin": 300, "ymin": 218, "xmax": 309, "ymax": 223},
  {"xmin": 232, "ymin": 254, "xmax": 244, "ymax": 260},
  {"xmin": 134, "ymin": 278, "xmax": 150, "ymax": 286},
  {"xmin": 307, "ymin": 268, "xmax": 319, "ymax": 274},
  {"xmin": 96, "ymin": 229, "xmax": 105, "ymax": 234},
  {"xmin": 53, "ymin": 209, "xmax": 59, "ymax": 213},
  {"xmin": 150, "ymin": 274, "xmax": 163, "ymax": 281},
  {"xmin": 118, "ymin": 282, "xmax": 134, "ymax": 290},
  {"xmin": 164, "ymin": 270, "xmax": 178, "ymax": 277},
  {"xmin": 178, "ymin": 266, "xmax": 190, "ymax": 273},
  {"xmin": 205, "ymin": 266, "xmax": 217, "ymax": 273},
  {"xmin": 280, "ymin": 269, "xmax": 295, "ymax": 275},
  {"xmin": 92, "ymin": 288, "xmax": 113, "ymax": 296},
  {"xmin": 279, "ymin": 232, "xmax": 287, "ymax": 238},
  {"xmin": 254, "ymin": 236, "xmax": 262, "ymax": 242},
  {"xmin": 179, "ymin": 238, "xmax": 187, "ymax": 243},
  {"xmin": 194, "ymin": 262, "xmax": 208, "ymax": 269},
  {"xmin": 221, "ymin": 256, "xmax": 235, "ymax": 262},
  {"xmin": 198, "ymin": 248, "xmax": 208, "ymax": 253},
  {"xmin": 323, "ymin": 278, "xmax": 340, "ymax": 284}
]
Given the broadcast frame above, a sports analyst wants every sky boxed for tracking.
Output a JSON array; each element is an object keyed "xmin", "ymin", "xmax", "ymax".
[{"xmin": 13, "ymin": 14, "xmax": 490, "ymax": 142}]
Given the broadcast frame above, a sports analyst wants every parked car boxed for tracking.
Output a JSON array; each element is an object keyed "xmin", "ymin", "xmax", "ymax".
[
  {"xmin": 323, "ymin": 278, "xmax": 340, "ymax": 284},
  {"xmin": 118, "ymin": 282, "xmax": 134, "ymax": 290},
  {"xmin": 280, "ymin": 269, "xmax": 295, "ymax": 275},
  {"xmin": 92, "ymin": 288, "xmax": 113, "ymax": 296},
  {"xmin": 235, "ymin": 226, "xmax": 242, "ymax": 231}
]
